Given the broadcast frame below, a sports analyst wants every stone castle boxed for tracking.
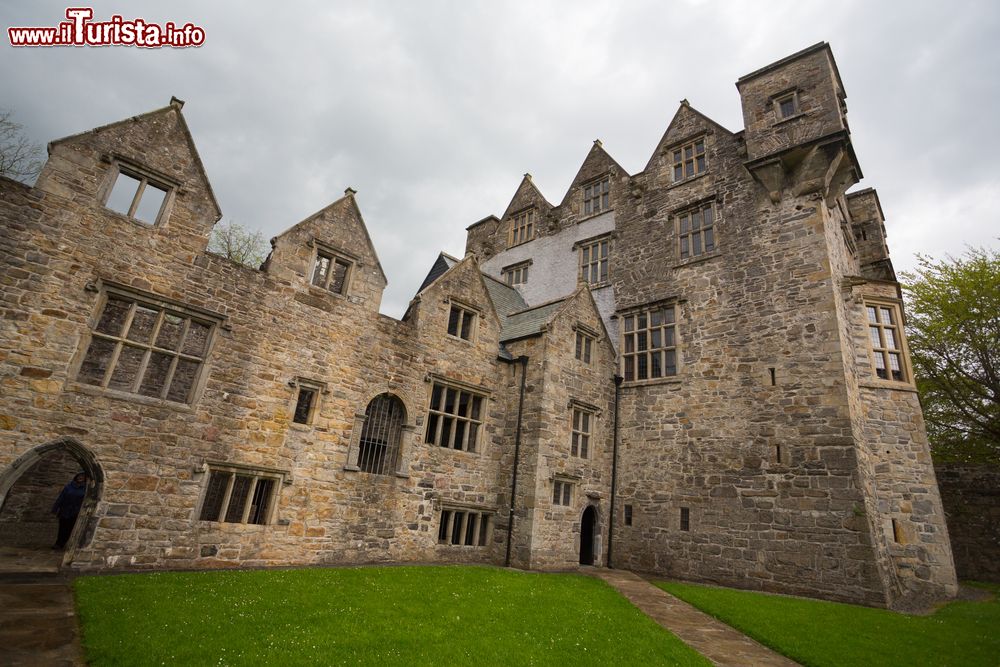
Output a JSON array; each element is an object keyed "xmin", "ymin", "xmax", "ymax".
[{"xmin": 0, "ymin": 43, "xmax": 958, "ymax": 608}]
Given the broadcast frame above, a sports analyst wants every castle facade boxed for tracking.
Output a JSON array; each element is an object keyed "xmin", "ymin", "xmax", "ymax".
[{"xmin": 0, "ymin": 43, "xmax": 957, "ymax": 607}]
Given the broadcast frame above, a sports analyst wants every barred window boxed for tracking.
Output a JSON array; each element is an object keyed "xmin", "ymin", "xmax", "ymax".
[
  {"xmin": 357, "ymin": 393, "xmax": 405, "ymax": 475},
  {"xmin": 508, "ymin": 209, "xmax": 536, "ymax": 247},
  {"xmin": 678, "ymin": 203, "xmax": 715, "ymax": 259},
  {"xmin": 672, "ymin": 138, "xmax": 706, "ymax": 182},
  {"xmin": 311, "ymin": 251, "xmax": 351, "ymax": 295},
  {"xmin": 502, "ymin": 262, "xmax": 530, "ymax": 286},
  {"xmin": 425, "ymin": 383, "xmax": 484, "ymax": 452},
  {"xmin": 552, "ymin": 480, "xmax": 573, "ymax": 506},
  {"xmin": 583, "ymin": 176, "xmax": 610, "ymax": 215},
  {"xmin": 437, "ymin": 509, "xmax": 491, "ymax": 546},
  {"xmin": 199, "ymin": 467, "xmax": 280, "ymax": 525},
  {"xmin": 622, "ymin": 305, "xmax": 677, "ymax": 382},
  {"xmin": 575, "ymin": 330, "xmax": 593, "ymax": 363},
  {"xmin": 580, "ymin": 238, "xmax": 610, "ymax": 285},
  {"xmin": 105, "ymin": 166, "xmax": 170, "ymax": 225},
  {"xmin": 77, "ymin": 291, "xmax": 214, "ymax": 403},
  {"xmin": 447, "ymin": 304, "xmax": 477, "ymax": 341},
  {"xmin": 866, "ymin": 303, "xmax": 908, "ymax": 382},
  {"xmin": 571, "ymin": 408, "xmax": 592, "ymax": 458}
]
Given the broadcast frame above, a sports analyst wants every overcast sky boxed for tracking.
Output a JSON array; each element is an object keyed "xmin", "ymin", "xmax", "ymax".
[{"xmin": 3, "ymin": 1, "xmax": 998, "ymax": 317}]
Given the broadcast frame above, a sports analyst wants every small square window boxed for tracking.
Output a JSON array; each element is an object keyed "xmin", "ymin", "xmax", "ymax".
[
  {"xmin": 105, "ymin": 167, "xmax": 171, "ymax": 225},
  {"xmin": 552, "ymin": 480, "xmax": 573, "ymax": 506},
  {"xmin": 447, "ymin": 304, "xmax": 476, "ymax": 341},
  {"xmin": 311, "ymin": 251, "xmax": 351, "ymax": 295},
  {"xmin": 775, "ymin": 92, "xmax": 798, "ymax": 119}
]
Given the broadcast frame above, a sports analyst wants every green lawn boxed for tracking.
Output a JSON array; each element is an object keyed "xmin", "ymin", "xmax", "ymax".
[
  {"xmin": 75, "ymin": 565, "xmax": 709, "ymax": 666},
  {"xmin": 658, "ymin": 580, "xmax": 1000, "ymax": 667}
]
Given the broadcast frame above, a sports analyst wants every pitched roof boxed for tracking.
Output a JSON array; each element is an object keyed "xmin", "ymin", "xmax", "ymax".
[
  {"xmin": 49, "ymin": 100, "xmax": 223, "ymax": 222},
  {"xmin": 498, "ymin": 298, "xmax": 567, "ymax": 343},
  {"xmin": 416, "ymin": 252, "xmax": 460, "ymax": 294},
  {"xmin": 482, "ymin": 274, "xmax": 528, "ymax": 321}
]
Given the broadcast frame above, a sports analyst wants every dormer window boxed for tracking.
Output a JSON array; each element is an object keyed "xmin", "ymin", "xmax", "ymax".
[
  {"xmin": 502, "ymin": 261, "xmax": 530, "ymax": 286},
  {"xmin": 311, "ymin": 249, "xmax": 352, "ymax": 295},
  {"xmin": 508, "ymin": 208, "xmax": 536, "ymax": 247},
  {"xmin": 582, "ymin": 176, "xmax": 610, "ymax": 215},
  {"xmin": 774, "ymin": 91, "xmax": 800, "ymax": 120},
  {"xmin": 671, "ymin": 138, "xmax": 706, "ymax": 183},
  {"xmin": 105, "ymin": 165, "xmax": 171, "ymax": 225}
]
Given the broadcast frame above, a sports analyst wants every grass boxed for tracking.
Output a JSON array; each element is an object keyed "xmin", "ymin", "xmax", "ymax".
[
  {"xmin": 657, "ymin": 580, "xmax": 1000, "ymax": 667},
  {"xmin": 74, "ymin": 565, "xmax": 710, "ymax": 666}
]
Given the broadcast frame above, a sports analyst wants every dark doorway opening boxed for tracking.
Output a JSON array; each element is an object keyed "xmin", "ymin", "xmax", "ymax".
[
  {"xmin": 580, "ymin": 505, "xmax": 596, "ymax": 565},
  {"xmin": 0, "ymin": 439, "xmax": 102, "ymax": 571}
]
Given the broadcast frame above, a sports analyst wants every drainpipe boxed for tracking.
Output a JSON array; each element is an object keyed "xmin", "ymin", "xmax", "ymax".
[
  {"xmin": 504, "ymin": 355, "xmax": 529, "ymax": 567},
  {"xmin": 607, "ymin": 374, "xmax": 623, "ymax": 568}
]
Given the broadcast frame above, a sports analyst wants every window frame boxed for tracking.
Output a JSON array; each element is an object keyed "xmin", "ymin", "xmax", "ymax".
[
  {"xmin": 571, "ymin": 406, "xmax": 593, "ymax": 459},
  {"xmin": 446, "ymin": 301, "xmax": 478, "ymax": 342},
  {"xmin": 290, "ymin": 378, "xmax": 326, "ymax": 426},
  {"xmin": 197, "ymin": 462, "xmax": 286, "ymax": 526},
  {"xmin": 676, "ymin": 201, "xmax": 717, "ymax": 260},
  {"xmin": 501, "ymin": 260, "xmax": 531, "ymax": 287},
  {"xmin": 670, "ymin": 137, "xmax": 707, "ymax": 183},
  {"xmin": 582, "ymin": 175, "xmax": 610, "ymax": 216},
  {"xmin": 578, "ymin": 236, "xmax": 611, "ymax": 286},
  {"xmin": 864, "ymin": 300, "xmax": 912, "ymax": 384},
  {"xmin": 621, "ymin": 303, "xmax": 680, "ymax": 383},
  {"xmin": 310, "ymin": 243, "xmax": 354, "ymax": 296},
  {"xmin": 772, "ymin": 90, "xmax": 801, "ymax": 121},
  {"xmin": 507, "ymin": 208, "xmax": 537, "ymax": 248},
  {"xmin": 574, "ymin": 328, "xmax": 594, "ymax": 364},
  {"xmin": 437, "ymin": 507, "xmax": 493, "ymax": 547},
  {"xmin": 424, "ymin": 380, "xmax": 487, "ymax": 453},
  {"xmin": 72, "ymin": 284, "xmax": 219, "ymax": 405},
  {"xmin": 101, "ymin": 159, "xmax": 176, "ymax": 226},
  {"xmin": 552, "ymin": 479, "xmax": 573, "ymax": 507}
]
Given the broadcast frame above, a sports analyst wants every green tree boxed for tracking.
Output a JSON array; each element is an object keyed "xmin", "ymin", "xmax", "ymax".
[
  {"xmin": 207, "ymin": 220, "xmax": 269, "ymax": 268},
  {"xmin": 901, "ymin": 246, "xmax": 1000, "ymax": 463},
  {"xmin": 0, "ymin": 108, "xmax": 44, "ymax": 182}
]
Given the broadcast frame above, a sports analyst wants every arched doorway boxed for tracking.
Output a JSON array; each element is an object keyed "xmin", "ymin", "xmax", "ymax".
[
  {"xmin": 580, "ymin": 505, "xmax": 597, "ymax": 566},
  {"xmin": 0, "ymin": 438, "xmax": 103, "ymax": 567}
]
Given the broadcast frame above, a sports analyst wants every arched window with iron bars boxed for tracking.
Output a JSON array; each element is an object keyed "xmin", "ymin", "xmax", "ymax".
[{"xmin": 357, "ymin": 393, "xmax": 405, "ymax": 475}]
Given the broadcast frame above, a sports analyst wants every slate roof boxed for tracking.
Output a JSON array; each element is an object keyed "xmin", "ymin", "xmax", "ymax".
[{"xmin": 498, "ymin": 299, "xmax": 566, "ymax": 343}]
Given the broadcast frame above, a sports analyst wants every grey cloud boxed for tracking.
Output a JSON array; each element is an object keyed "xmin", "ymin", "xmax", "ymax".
[{"xmin": 2, "ymin": 0, "xmax": 997, "ymax": 315}]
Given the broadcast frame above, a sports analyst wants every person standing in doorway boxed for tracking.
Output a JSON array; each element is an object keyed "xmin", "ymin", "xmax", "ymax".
[{"xmin": 51, "ymin": 472, "xmax": 87, "ymax": 549}]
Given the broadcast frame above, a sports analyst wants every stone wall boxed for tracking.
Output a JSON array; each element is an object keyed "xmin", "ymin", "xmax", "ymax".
[{"xmin": 935, "ymin": 463, "xmax": 1000, "ymax": 582}]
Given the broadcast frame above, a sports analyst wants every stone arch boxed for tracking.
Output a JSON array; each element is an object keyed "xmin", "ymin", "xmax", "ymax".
[
  {"xmin": 345, "ymin": 391, "xmax": 414, "ymax": 477},
  {"xmin": 0, "ymin": 437, "xmax": 104, "ymax": 557}
]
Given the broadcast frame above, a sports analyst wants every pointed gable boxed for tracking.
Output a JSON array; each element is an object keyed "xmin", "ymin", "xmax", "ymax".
[
  {"xmin": 643, "ymin": 100, "xmax": 735, "ymax": 175},
  {"xmin": 267, "ymin": 189, "xmax": 387, "ymax": 312},
  {"xmin": 557, "ymin": 140, "xmax": 630, "ymax": 209},
  {"xmin": 40, "ymin": 99, "xmax": 222, "ymax": 226},
  {"xmin": 496, "ymin": 174, "xmax": 552, "ymax": 249}
]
